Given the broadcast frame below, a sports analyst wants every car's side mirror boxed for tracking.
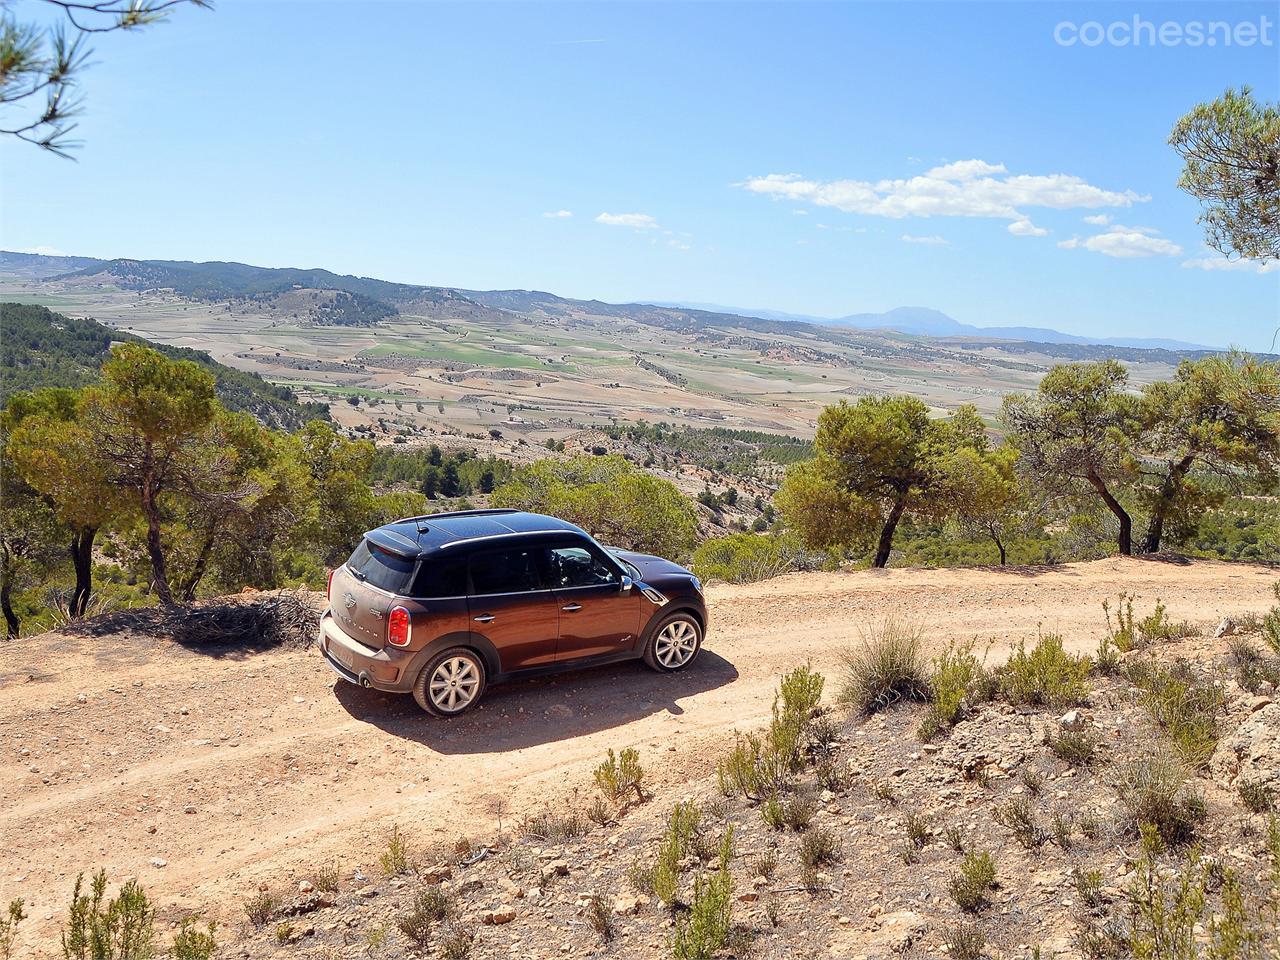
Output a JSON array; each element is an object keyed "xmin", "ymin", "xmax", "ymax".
[{"xmin": 620, "ymin": 575, "xmax": 633, "ymax": 593}]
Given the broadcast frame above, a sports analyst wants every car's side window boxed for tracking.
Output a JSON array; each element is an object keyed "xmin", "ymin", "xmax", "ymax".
[
  {"xmin": 468, "ymin": 548, "xmax": 548, "ymax": 595},
  {"xmin": 411, "ymin": 557, "xmax": 468, "ymax": 598},
  {"xmin": 549, "ymin": 544, "xmax": 619, "ymax": 589}
]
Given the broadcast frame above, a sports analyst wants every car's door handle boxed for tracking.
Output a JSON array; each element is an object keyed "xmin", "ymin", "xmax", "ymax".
[
  {"xmin": 561, "ymin": 603, "xmax": 583, "ymax": 612},
  {"xmin": 473, "ymin": 615, "xmax": 495, "ymax": 623}
]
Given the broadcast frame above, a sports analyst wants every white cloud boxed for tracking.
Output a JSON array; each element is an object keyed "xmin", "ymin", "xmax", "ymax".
[
  {"xmin": 738, "ymin": 162, "xmax": 1146, "ymax": 235},
  {"xmin": 902, "ymin": 233, "xmax": 950, "ymax": 246},
  {"xmin": 1058, "ymin": 224, "xmax": 1182, "ymax": 259},
  {"xmin": 667, "ymin": 238, "xmax": 691, "ymax": 251},
  {"xmin": 1181, "ymin": 254, "xmax": 1279, "ymax": 274},
  {"xmin": 1008, "ymin": 218, "xmax": 1049, "ymax": 237},
  {"xmin": 1082, "ymin": 214, "xmax": 1111, "ymax": 226},
  {"xmin": 596, "ymin": 212, "xmax": 658, "ymax": 229},
  {"xmin": 542, "ymin": 210, "xmax": 573, "ymax": 219},
  {"xmin": 926, "ymin": 159, "xmax": 1008, "ymax": 181}
]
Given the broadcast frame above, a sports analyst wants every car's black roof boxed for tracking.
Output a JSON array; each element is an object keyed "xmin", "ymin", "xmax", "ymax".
[{"xmin": 364, "ymin": 509, "xmax": 587, "ymax": 559}]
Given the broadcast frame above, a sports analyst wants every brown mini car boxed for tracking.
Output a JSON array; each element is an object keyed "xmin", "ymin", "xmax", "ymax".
[{"xmin": 317, "ymin": 509, "xmax": 708, "ymax": 716}]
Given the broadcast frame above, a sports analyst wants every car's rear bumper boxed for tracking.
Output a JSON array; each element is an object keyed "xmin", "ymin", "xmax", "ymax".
[{"xmin": 317, "ymin": 612, "xmax": 415, "ymax": 692}]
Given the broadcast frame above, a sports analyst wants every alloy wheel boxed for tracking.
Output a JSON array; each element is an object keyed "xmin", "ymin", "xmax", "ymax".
[
  {"xmin": 428, "ymin": 656, "xmax": 481, "ymax": 712},
  {"xmin": 654, "ymin": 618, "xmax": 698, "ymax": 668}
]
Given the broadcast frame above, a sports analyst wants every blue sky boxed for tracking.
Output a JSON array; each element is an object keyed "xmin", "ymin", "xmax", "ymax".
[{"xmin": 3, "ymin": 0, "xmax": 1278, "ymax": 349}]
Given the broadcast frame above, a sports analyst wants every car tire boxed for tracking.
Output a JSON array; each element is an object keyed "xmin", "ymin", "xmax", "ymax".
[
  {"xmin": 642, "ymin": 612, "xmax": 703, "ymax": 673},
  {"xmin": 413, "ymin": 647, "xmax": 487, "ymax": 717}
]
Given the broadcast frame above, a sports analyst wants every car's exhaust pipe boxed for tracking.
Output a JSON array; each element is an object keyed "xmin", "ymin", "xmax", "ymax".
[{"xmin": 359, "ymin": 673, "xmax": 373, "ymax": 688}]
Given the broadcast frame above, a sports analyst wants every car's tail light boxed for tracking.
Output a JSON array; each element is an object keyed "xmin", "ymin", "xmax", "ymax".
[
  {"xmin": 387, "ymin": 605, "xmax": 411, "ymax": 647},
  {"xmin": 326, "ymin": 568, "xmax": 335, "ymax": 603}
]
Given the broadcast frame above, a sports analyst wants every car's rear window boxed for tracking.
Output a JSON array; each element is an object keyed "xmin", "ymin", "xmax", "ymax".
[{"xmin": 346, "ymin": 539, "xmax": 416, "ymax": 593}]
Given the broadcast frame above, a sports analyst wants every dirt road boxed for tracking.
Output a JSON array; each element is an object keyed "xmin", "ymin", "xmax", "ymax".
[{"xmin": 1, "ymin": 557, "xmax": 1274, "ymax": 950}]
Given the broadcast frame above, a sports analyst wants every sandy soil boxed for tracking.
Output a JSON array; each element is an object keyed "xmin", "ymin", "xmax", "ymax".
[{"xmin": 0, "ymin": 557, "xmax": 1274, "ymax": 952}]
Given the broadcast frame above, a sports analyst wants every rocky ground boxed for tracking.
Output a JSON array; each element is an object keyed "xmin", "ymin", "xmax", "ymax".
[
  {"xmin": 1, "ymin": 558, "xmax": 1277, "ymax": 958},
  {"xmin": 220, "ymin": 620, "xmax": 1280, "ymax": 960}
]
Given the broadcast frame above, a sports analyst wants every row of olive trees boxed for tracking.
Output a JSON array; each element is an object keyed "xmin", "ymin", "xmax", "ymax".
[
  {"xmin": 776, "ymin": 353, "xmax": 1280, "ymax": 568},
  {"xmin": 0, "ymin": 343, "xmax": 416, "ymax": 637}
]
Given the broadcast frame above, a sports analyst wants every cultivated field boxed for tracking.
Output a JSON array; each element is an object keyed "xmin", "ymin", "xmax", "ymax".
[{"xmin": 0, "ymin": 275, "xmax": 1184, "ymax": 446}]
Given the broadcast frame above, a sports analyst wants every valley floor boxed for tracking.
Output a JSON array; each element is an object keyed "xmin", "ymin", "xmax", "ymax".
[{"xmin": 0, "ymin": 557, "xmax": 1274, "ymax": 954}]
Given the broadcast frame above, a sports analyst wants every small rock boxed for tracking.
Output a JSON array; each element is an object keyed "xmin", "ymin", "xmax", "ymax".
[
  {"xmin": 421, "ymin": 864, "xmax": 453, "ymax": 884},
  {"xmin": 546, "ymin": 859, "xmax": 570, "ymax": 877},
  {"xmin": 298, "ymin": 880, "xmax": 315, "ymax": 894},
  {"xmin": 484, "ymin": 907, "xmax": 517, "ymax": 925},
  {"xmin": 1214, "ymin": 618, "xmax": 1238, "ymax": 639},
  {"xmin": 1058, "ymin": 709, "xmax": 1088, "ymax": 731},
  {"xmin": 149, "ymin": 858, "xmax": 167, "ymax": 868},
  {"xmin": 613, "ymin": 894, "xmax": 646, "ymax": 915}
]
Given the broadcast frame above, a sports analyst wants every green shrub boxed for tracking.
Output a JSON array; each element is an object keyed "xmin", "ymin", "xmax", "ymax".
[
  {"xmin": 670, "ymin": 828, "xmax": 734, "ymax": 960},
  {"xmin": 380, "ymin": 824, "xmax": 411, "ymax": 876},
  {"xmin": 171, "ymin": 918, "xmax": 217, "ymax": 960},
  {"xmin": 1261, "ymin": 582, "xmax": 1280, "ymax": 654},
  {"xmin": 1113, "ymin": 750, "xmax": 1206, "ymax": 846},
  {"xmin": 61, "ymin": 870, "xmax": 155, "ymax": 959},
  {"xmin": 1072, "ymin": 868, "xmax": 1105, "ymax": 910},
  {"xmin": 717, "ymin": 667, "xmax": 825, "ymax": 799},
  {"xmin": 310, "ymin": 862, "xmax": 340, "ymax": 894},
  {"xmin": 1127, "ymin": 660, "xmax": 1224, "ymax": 768},
  {"xmin": 837, "ymin": 618, "xmax": 930, "ymax": 713},
  {"xmin": 690, "ymin": 532, "xmax": 812, "ymax": 584},
  {"xmin": 654, "ymin": 802, "xmax": 703, "ymax": 906},
  {"xmin": 1, "ymin": 900, "xmax": 26, "ymax": 960},
  {"xmin": 999, "ymin": 633, "xmax": 1090, "ymax": 708},
  {"xmin": 594, "ymin": 747, "xmax": 646, "ymax": 804},
  {"xmin": 760, "ymin": 794, "xmax": 785, "ymax": 831},
  {"xmin": 903, "ymin": 811, "xmax": 930, "ymax": 848},
  {"xmin": 920, "ymin": 640, "xmax": 994, "ymax": 738},
  {"xmin": 1128, "ymin": 849, "xmax": 1277, "ymax": 960},
  {"xmin": 948, "ymin": 851, "xmax": 996, "ymax": 913}
]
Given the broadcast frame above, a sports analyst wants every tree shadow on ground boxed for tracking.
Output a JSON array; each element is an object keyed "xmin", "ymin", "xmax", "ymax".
[{"xmin": 331, "ymin": 650, "xmax": 739, "ymax": 754}]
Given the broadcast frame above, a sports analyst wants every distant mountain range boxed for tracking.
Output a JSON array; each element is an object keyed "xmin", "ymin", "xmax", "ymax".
[
  {"xmin": 0, "ymin": 250, "xmax": 1218, "ymax": 354},
  {"xmin": 645, "ymin": 301, "xmax": 1214, "ymax": 352}
]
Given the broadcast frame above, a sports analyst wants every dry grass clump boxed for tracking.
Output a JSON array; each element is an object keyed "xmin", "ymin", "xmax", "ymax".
[
  {"xmin": 1112, "ymin": 749, "xmax": 1206, "ymax": 846},
  {"xmin": 837, "ymin": 618, "xmax": 930, "ymax": 714},
  {"xmin": 244, "ymin": 890, "xmax": 280, "ymax": 927},
  {"xmin": 1046, "ymin": 728, "xmax": 1099, "ymax": 766},
  {"xmin": 519, "ymin": 810, "xmax": 588, "ymax": 842},
  {"xmin": 994, "ymin": 797, "xmax": 1048, "ymax": 850},
  {"xmin": 380, "ymin": 824, "xmax": 412, "ymax": 876},
  {"xmin": 397, "ymin": 886, "xmax": 456, "ymax": 947},
  {"xmin": 1126, "ymin": 659, "xmax": 1224, "ymax": 768},
  {"xmin": 799, "ymin": 827, "xmax": 842, "ymax": 869},
  {"xmin": 942, "ymin": 921, "xmax": 986, "ymax": 960},
  {"xmin": 1102, "ymin": 593, "xmax": 1196, "ymax": 653}
]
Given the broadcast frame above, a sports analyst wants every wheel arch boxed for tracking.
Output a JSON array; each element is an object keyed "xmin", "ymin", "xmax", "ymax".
[{"xmin": 405, "ymin": 632, "xmax": 502, "ymax": 687}]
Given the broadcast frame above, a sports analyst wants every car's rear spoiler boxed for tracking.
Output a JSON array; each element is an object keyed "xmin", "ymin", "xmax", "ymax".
[{"xmin": 363, "ymin": 527, "xmax": 420, "ymax": 558}]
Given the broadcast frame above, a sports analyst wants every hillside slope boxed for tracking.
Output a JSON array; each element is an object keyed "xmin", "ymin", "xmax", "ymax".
[
  {"xmin": 0, "ymin": 303, "xmax": 327, "ymax": 429},
  {"xmin": 0, "ymin": 557, "xmax": 1274, "ymax": 953}
]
